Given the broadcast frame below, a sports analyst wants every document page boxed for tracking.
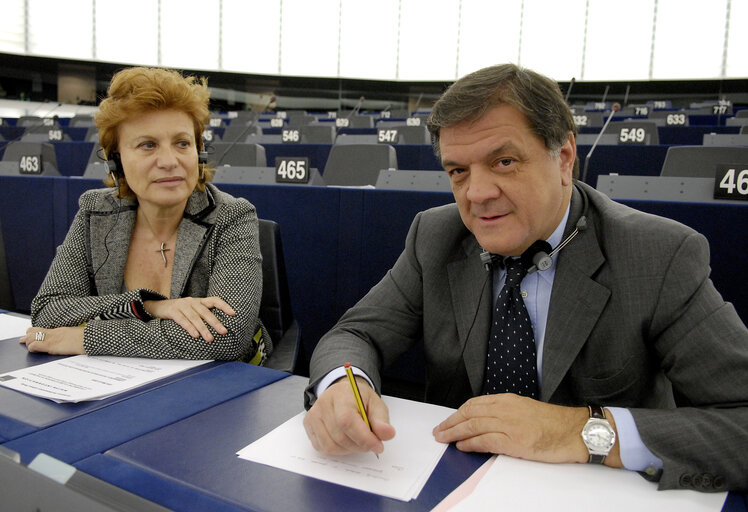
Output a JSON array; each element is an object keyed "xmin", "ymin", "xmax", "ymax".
[
  {"xmin": 0, "ymin": 355, "xmax": 211, "ymax": 403},
  {"xmin": 237, "ymin": 395, "xmax": 453, "ymax": 501},
  {"xmin": 445, "ymin": 455, "xmax": 727, "ymax": 512},
  {"xmin": 0, "ymin": 314, "xmax": 32, "ymax": 340}
]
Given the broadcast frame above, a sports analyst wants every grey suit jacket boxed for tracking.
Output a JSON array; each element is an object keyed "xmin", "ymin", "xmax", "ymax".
[
  {"xmin": 307, "ymin": 181, "xmax": 748, "ymax": 492},
  {"xmin": 31, "ymin": 183, "xmax": 269, "ymax": 362}
]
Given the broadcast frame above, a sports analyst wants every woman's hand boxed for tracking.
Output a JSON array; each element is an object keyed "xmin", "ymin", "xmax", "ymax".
[
  {"xmin": 21, "ymin": 326, "xmax": 86, "ymax": 355},
  {"xmin": 143, "ymin": 297, "xmax": 236, "ymax": 342}
]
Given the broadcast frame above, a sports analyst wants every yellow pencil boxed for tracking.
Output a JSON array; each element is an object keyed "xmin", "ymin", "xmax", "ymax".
[{"xmin": 344, "ymin": 362, "xmax": 378, "ymax": 457}]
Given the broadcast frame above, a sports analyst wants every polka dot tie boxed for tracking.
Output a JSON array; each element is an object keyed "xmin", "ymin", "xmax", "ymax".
[{"xmin": 482, "ymin": 257, "xmax": 539, "ymax": 398}]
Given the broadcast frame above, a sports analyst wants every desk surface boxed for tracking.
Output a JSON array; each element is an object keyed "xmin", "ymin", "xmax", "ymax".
[
  {"xmin": 0, "ymin": 337, "xmax": 227, "ymax": 442},
  {"xmin": 79, "ymin": 375, "xmax": 489, "ymax": 512},
  {"xmin": 3, "ymin": 358, "xmax": 288, "ymax": 463}
]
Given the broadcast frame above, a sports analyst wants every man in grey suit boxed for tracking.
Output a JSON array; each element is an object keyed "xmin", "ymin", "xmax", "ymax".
[{"xmin": 303, "ymin": 64, "xmax": 748, "ymax": 492}]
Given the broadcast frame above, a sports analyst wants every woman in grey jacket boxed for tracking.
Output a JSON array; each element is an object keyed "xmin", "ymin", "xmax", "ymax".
[{"xmin": 21, "ymin": 67, "xmax": 270, "ymax": 363}]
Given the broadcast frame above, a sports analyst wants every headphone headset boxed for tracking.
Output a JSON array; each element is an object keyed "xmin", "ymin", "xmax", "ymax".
[{"xmin": 479, "ymin": 182, "xmax": 589, "ymax": 274}]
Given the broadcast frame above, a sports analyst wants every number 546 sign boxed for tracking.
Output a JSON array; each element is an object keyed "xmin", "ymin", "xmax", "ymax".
[{"xmin": 714, "ymin": 165, "xmax": 748, "ymax": 201}]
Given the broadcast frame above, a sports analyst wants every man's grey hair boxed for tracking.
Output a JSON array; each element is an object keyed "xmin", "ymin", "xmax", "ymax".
[{"xmin": 427, "ymin": 64, "xmax": 579, "ymax": 177}]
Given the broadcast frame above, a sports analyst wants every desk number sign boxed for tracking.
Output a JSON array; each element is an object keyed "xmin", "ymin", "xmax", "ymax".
[
  {"xmin": 19, "ymin": 154, "xmax": 43, "ymax": 174},
  {"xmin": 714, "ymin": 164, "xmax": 748, "ymax": 201},
  {"xmin": 281, "ymin": 129, "xmax": 301, "ymax": 143},
  {"xmin": 618, "ymin": 126, "xmax": 648, "ymax": 144},
  {"xmin": 275, "ymin": 156, "xmax": 310, "ymax": 184},
  {"xmin": 378, "ymin": 128, "xmax": 398, "ymax": 143}
]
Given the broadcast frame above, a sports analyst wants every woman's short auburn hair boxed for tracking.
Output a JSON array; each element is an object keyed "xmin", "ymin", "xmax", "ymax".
[{"xmin": 95, "ymin": 66, "xmax": 214, "ymax": 197}]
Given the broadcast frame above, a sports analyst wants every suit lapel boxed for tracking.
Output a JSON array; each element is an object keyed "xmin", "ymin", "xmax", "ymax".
[
  {"xmin": 171, "ymin": 218, "xmax": 208, "ymax": 298},
  {"xmin": 171, "ymin": 187, "xmax": 214, "ymax": 298},
  {"xmin": 90, "ymin": 198, "xmax": 136, "ymax": 295},
  {"xmin": 448, "ymin": 235, "xmax": 493, "ymax": 396},
  {"xmin": 541, "ymin": 185, "xmax": 610, "ymax": 401}
]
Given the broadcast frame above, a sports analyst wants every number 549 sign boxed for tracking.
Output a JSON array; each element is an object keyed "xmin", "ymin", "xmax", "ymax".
[
  {"xmin": 714, "ymin": 165, "xmax": 748, "ymax": 201},
  {"xmin": 275, "ymin": 157, "xmax": 310, "ymax": 184}
]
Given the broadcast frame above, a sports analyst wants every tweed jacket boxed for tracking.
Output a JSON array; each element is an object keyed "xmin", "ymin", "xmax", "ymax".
[
  {"xmin": 31, "ymin": 183, "xmax": 269, "ymax": 362},
  {"xmin": 307, "ymin": 181, "xmax": 748, "ymax": 492}
]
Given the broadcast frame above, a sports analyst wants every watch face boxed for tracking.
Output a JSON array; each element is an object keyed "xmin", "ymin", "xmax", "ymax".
[{"xmin": 582, "ymin": 419, "xmax": 615, "ymax": 453}]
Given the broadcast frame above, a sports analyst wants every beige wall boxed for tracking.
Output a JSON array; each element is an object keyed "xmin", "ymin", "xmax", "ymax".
[{"xmin": 57, "ymin": 63, "xmax": 96, "ymax": 104}]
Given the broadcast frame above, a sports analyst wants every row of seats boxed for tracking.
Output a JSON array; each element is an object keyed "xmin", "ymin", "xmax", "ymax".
[{"xmin": 2, "ymin": 136, "xmax": 748, "ymax": 185}]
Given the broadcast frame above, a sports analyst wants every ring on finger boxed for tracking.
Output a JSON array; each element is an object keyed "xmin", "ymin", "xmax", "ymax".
[{"xmin": 34, "ymin": 331, "xmax": 46, "ymax": 342}]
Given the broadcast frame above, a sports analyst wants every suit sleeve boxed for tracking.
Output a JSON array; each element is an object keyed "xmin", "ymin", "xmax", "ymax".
[
  {"xmin": 305, "ymin": 210, "xmax": 427, "ymax": 408},
  {"xmin": 630, "ymin": 232, "xmax": 748, "ymax": 492}
]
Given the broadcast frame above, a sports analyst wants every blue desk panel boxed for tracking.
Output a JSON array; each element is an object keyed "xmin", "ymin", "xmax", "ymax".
[
  {"xmin": 0, "ymin": 175, "xmax": 69, "ymax": 312},
  {"xmin": 0, "ymin": 337, "xmax": 229, "ymax": 442},
  {"xmin": 83, "ymin": 376, "xmax": 490, "ymax": 512},
  {"xmin": 3, "ymin": 362, "xmax": 287, "ymax": 463}
]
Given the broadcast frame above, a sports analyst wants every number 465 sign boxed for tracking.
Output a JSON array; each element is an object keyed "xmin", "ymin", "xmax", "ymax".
[
  {"xmin": 714, "ymin": 165, "xmax": 748, "ymax": 201},
  {"xmin": 275, "ymin": 157, "xmax": 310, "ymax": 184}
]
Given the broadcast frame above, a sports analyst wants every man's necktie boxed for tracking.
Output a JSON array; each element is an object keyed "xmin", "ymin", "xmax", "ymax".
[{"xmin": 482, "ymin": 257, "xmax": 539, "ymax": 398}]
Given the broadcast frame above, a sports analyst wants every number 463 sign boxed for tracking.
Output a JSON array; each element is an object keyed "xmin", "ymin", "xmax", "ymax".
[{"xmin": 714, "ymin": 164, "xmax": 748, "ymax": 201}]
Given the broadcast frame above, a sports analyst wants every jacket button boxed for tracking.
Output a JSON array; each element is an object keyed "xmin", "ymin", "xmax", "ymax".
[
  {"xmin": 701, "ymin": 474, "xmax": 713, "ymax": 489},
  {"xmin": 692, "ymin": 474, "xmax": 703, "ymax": 487},
  {"xmin": 714, "ymin": 476, "xmax": 726, "ymax": 490},
  {"xmin": 679, "ymin": 474, "xmax": 692, "ymax": 487}
]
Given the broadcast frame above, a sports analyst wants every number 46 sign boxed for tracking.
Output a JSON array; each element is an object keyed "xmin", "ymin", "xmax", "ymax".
[{"xmin": 714, "ymin": 165, "xmax": 748, "ymax": 201}]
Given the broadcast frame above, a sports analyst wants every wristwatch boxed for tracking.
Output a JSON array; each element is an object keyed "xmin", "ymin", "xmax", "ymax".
[{"xmin": 581, "ymin": 405, "xmax": 616, "ymax": 464}]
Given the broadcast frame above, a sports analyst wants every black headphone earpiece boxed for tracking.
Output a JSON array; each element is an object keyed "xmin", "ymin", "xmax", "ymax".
[
  {"xmin": 198, "ymin": 150, "xmax": 208, "ymax": 165},
  {"xmin": 105, "ymin": 152, "xmax": 123, "ymax": 193}
]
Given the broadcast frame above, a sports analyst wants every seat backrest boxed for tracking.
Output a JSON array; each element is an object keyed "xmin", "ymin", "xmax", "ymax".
[
  {"xmin": 301, "ymin": 125, "xmax": 335, "ymax": 144},
  {"xmin": 661, "ymin": 146, "xmax": 748, "ymax": 177},
  {"xmin": 333, "ymin": 134, "xmax": 378, "ymax": 145},
  {"xmin": 395, "ymin": 125, "xmax": 430, "ymax": 144},
  {"xmin": 221, "ymin": 122, "xmax": 263, "ymax": 143},
  {"xmin": 0, "ymin": 216, "xmax": 15, "ymax": 310},
  {"xmin": 287, "ymin": 114, "xmax": 317, "ymax": 127},
  {"xmin": 702, "ymin": 134, "xmax": 748, "ymax": 147},
  {"xmin": 206, "ymin": 142, "xmax": 267, "ymax": 167},
  {"xmin": 257, "ymin": 219, "xmax": 295, "ymax": 351},
  {"xmin": 323, "ymin": 144, "xmax": 398, "ymax": 186}
]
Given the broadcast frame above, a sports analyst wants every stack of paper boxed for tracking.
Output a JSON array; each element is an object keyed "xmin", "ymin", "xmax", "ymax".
[
  {"xmin": 0, "ymin": 355, "xmax": 211, "ymax": 403},
  {"xmin": 0, "ymin": 314, "xmax": 32, "ymax": 340},
  {"xmin": 443, "ymin": 456, "xmax": 727, "ymax": 512},
  {"xmin": 237, "ymin": 395, "xmax": 454, "ymax": 501}
]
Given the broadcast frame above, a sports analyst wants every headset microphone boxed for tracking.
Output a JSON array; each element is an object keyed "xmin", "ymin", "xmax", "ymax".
[
  {"xmin": 482, "ymin": 184, "xmax": 590, "ymax": 274},
  {"xmin": 521, "ymin": 240, "xmax": 553, "ymax": 273}
]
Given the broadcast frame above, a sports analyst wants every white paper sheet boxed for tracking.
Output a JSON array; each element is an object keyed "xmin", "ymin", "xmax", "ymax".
[
  {"xmin": 0, "ymin": 314, "xmax": 32, "ymax": 340},
  {"xmin": 0, "ymin": 355, "xmax": 211, "ymax": 403},
  {"xmin": 447, "ymin": 455, "xmax": 727, "ymax": 512},
  {"xmin": 237, "ymin": 395, "xmax": 454, "ymax": 502}
]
